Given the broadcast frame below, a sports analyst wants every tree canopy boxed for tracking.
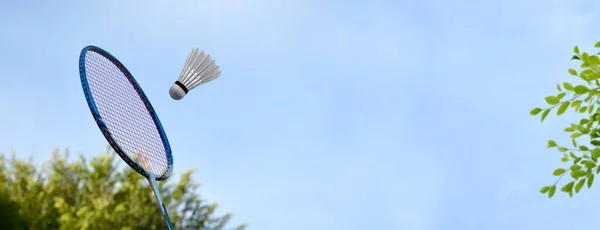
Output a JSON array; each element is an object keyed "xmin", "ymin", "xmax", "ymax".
[
  {"xmin": 0, "ymin": 148, "xmax": 246, "ymax": 230},
  {"xmin": 532, "ymin": 41, "xmax": 600, "ymax": 198}
]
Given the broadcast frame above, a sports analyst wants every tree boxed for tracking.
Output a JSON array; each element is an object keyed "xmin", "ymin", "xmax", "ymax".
[
  {"xmin": 0, "ymin": 148, "xmax": 247, "ymax": 230},
  {"xmin": 0, "ymin": 182, "xmax": 27, "ymax": 229},
  {"xmin": 531, "ymin": 41, "xmax": 600, "ymax": 198}
]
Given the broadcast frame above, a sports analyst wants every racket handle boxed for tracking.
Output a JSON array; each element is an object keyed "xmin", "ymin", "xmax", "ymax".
[
  {"xmin": 159, "ymin": 202, "xmax": 175, "ymax": 230},
  {"xmin": 148, "ymin": 176, "xmax": 175, "ymax": 230}
]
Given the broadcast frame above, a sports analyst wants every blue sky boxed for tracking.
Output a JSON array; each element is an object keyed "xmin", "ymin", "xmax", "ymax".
[{"xmin": 2, "ymin": 0, "xmax": 600, "ymax": 229}]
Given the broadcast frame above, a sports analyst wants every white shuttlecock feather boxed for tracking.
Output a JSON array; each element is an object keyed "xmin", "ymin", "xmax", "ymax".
[{"xmin": 169, "ymin": 48, "xmax": 222, "ymax": 100}]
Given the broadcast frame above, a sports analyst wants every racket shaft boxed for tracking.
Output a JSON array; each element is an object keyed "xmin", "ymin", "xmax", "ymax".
[{"xmin": 148, "ymin": 177, "xmax": 175, "ymax": 230}]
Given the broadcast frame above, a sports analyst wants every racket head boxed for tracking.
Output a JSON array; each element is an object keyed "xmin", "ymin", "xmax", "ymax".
[{"xmin": 79, "ymin": 45, "xmax": 173, "ymax": 181}]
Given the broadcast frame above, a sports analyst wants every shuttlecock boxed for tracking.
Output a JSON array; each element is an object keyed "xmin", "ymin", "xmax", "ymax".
[{"xmin": 169, "ymin": 48, "xmax": 222, "ymax": 100}]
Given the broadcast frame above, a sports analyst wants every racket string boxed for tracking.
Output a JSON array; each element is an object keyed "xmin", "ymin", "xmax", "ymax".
[{"xmin": 85, "ymin": 51, "xmax": 169, "ymax": 175}]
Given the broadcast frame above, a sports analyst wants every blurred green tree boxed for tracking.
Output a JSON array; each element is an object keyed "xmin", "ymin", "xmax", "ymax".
[{"xmin": 0, "ymin": 148, "xmax": 246, "ymax": 230}]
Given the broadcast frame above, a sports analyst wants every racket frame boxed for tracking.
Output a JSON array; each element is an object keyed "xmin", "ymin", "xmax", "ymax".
[{"xmin": 79, "ymin": 45, "xmax": 175, "ymax": 230}]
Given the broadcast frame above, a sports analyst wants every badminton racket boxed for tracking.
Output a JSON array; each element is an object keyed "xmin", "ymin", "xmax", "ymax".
[{"xmin": 78, "ymin": 45, "xmax": 175, "ymax": 230}]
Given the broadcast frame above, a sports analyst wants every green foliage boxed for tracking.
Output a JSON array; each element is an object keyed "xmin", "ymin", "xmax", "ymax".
[
  {"xmin": 0, "ymin": 153, "xmax": 28, "ymax": 229},
  {"xmin": 545, "ymin": 96, "xmax": 560, "ymax": 105},
  {"xmin": 553, "ymin": 168, "xmax": 566, "ymax": 176},
  {"xmin": 569, "ymin": 69, "xmax": 578, "ymax": 76},
  {"xmin": 541, "ymin": 109, "xmax": 551, "ymax": 122},
  {"xmin": 531, "ymin": 107, "xmax": 542, "ymax": 115},
  {"xmin": 532, "ymin": 42, "xmax": 600, "ymax": 199},
  {"xmin": 0, "ymin": 149, "xmax": 247, "ymax": 230},
  {"xmin": 575, "ymin": 85, "xmax": 589, "ymax": 94},
  {"xmin": 558, "ymin": 102, "xmax": 570, "ymax": 115},
  {"xmin": 547, "ymin": 140, "xmax": 557, "ymax": 148},
  {"xmin": 564, "ymin": 82, "xmax": 575, "ymax": 91}
]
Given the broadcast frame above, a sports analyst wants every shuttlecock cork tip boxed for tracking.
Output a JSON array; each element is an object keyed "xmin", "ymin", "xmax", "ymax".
[{"xmin": 169, "ymin": 81, "xmax": 188, "ymax": 100}]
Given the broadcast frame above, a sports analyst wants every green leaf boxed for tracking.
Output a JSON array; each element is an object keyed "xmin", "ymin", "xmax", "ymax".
[
  {"xmin": 575, "ymin": 85, "xmax": 590, "ymax": 94},
  {"xmin": 595, "ymin": 42, "xmax": 600, "ymax": 48},
  {"xmin": 580, "ymin": 118, "xmax": 590, "ymax": 125},
  {"xmin": 561, "ymin": 155, "xmax": 569, "ymax": 163},
  {"xmin": 549, "ymin": 185, "xmax": 557, "ymax": 198},
  {"xmin": 590, "ymin": 105, "xmax": 595, "ymax": 114},
  {"xmin": 571, "ymin": 133, "xmax": 583, "ymax": 138},
  {"xmin": 590, "ymin": 72, "xmax": 600, "ymax": 80},
  {"xmin": 558, "ymin": 147, "xmax": 568, "ymax": 152},
  {"xmin": 564, "ymin": 82, "xmax": 574, "ymax": 91},
  {"xmin": 591, "ymin": 140, "xmax": 600, "ymax": 146},
  {"xmin": 570, "ymin": 152, "xmax": 579, "ymax": 159},
  {"xmin": 572, "ymin": 55, "xmax": 581, "ymax": 60},
  {"xmin": 557, "ymin": 84, "xmax": 563, "ymax": 92},
  {"xmin": 557, "ymin": 92, "xmax": 567, "ymax": 100},
  {"xmin": 582, "ymin": 160, "xmax": 596, "ymax": 168},
  {"xmin": 545, "ymin": 96, "xmax": 560, "ymax": 105},
  {"xmin": 580, "ymin": 106, "xmax": 588, "ymax": 113},
  {"xmin": 569, "ymin": 69, "xmax": 578, "ymax": 76},
  {"xmin": 572, "ymin": 138, "xmax": 578, "ymax": 148},
  {"xmin": 575, "ymin": 46, "xmax": 580, "ymax": 54},
  {"xmin": 576, "ymin": 179, "xmax": 586, "ymax": 193},
  {"xmin": 591, "ymin": 56, "xmax": 600, "ymax": 69},
  {"xmin": 542, "ymin": 109, "xmax": 551, "ymax": 122},
  {"xmin": 572, "ymin": 100, "xmax": 582, "ymax": 109},
  {"xmin": 592, "ymin": 149, "xmax": 600, "ymax": 159},
  {"xmin": 572, "ymin": 170, "xmax": 587, "ymax": 179},
  {"xmin": 588, "ymin": 174, "xmax": 594, "ymax": 188},
  {"xmin": 571, "ymin": 164, "xmax": 582, "ymax": 171},
  {"xmin": 553, "ymin": 168, "xmax": 566, "ymax": 176},
  {"xmin": 558, "ymin": 102, "xmax": 570, "ymax": 115},
  {"xmin": 562, "ymin": 181, "xmax": 575, "ymax": 192},
  {"xmin": 583, "ymin": 52, "xmax": 590, "ymax": 63},
  {"xmin": 547, "ymin": 140, "xmax": 557, "ymax": 148},
  {"xmin": 583, "ymin": 69, "xmax": 595, "ymax": 76},
  {"xmin": 530, "ymin": 107, "xmax": 542, "ymax": 115},
  {"xmin": 565, "ymin": 127, "xmax": 575, "ymax": 132},
  {"xmin": 540, "ymin": 186, "xmax": 550, "ymax": 194},
  {"xmin": 580, "ymin": 145, "xmax": 589, "ymax": 151}
]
